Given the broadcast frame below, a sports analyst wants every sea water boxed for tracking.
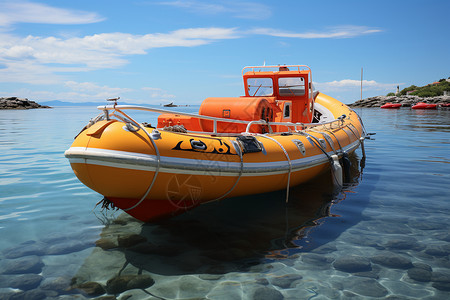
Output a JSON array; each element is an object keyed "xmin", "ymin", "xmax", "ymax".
[{"xmin": 0, "ymin": 106, "xmax": 449, "ymax": 299}]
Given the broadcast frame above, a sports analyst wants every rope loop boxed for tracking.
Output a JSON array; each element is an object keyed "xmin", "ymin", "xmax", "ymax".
[{"xmin": 256, "ymin": 134, "xmax": 292, "ymax": 203}]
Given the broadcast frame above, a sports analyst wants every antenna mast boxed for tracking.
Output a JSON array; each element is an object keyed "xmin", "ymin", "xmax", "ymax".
[{"xmin": 360, "ymin": 67, "xmax": 363, "ymax": 101}]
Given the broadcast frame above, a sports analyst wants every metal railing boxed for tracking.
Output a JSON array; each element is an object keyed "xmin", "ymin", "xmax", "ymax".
[
  {"xmin": 98, "ymin": 104, "xmax": 345, "ymax": 134},
  {"xmin": 242, "ymin": 65, "xmax": 311, "ymax": 75}
]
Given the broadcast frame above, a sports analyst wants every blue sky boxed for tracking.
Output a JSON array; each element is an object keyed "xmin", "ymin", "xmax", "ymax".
[{"xmin": 0, "ymin": 0, "xmax": 448, "ymax": 104}]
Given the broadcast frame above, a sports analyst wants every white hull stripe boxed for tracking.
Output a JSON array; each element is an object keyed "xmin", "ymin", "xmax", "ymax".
[{"xmin": 65, "ymin": 140, "xmax": 360, "ymax": 177}]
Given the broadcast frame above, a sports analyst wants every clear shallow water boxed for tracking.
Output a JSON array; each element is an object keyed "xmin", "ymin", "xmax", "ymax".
[{"xmin": 0, "ymin": 106, "xmax": 449, "ymax": 299}]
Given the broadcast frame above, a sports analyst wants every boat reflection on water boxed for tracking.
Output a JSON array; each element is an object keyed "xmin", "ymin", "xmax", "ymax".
[
  {"xmin": 75, "ymin": 152, "xmax": 364, "ymax": 282},
  {"xmin": 265, "ymin": 151, "xmax": 363, "ymax": 261}
]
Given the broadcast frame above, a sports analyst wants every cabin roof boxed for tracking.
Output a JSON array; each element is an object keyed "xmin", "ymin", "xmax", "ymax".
[
  {"xmin": 242, "ymin": 65, "xmax": 311, "ymax": 77},
  {"xmin": 243, "ymin": 70, "xmax": 310, "ymax": 77}
]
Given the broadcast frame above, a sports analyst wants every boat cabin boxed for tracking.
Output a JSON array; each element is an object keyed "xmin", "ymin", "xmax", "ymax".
[
  {"xmin": 242, "ymin": 65, "xmax": 314, "ymax": 124},
  {"xmin": 157, "ymin": 65, "xmax": 315, "ymax": 133}
]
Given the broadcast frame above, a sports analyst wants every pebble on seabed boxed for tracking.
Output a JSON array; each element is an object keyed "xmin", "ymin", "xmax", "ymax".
[
  {"xmin": 2, "ymin": 206, "xmax": 450, "ymax": 300},
  {"xmin": 370, "ymin": 252, "xmax": 413, "ymax": 269},
  {"xmin": 333, "ymin": 255, "xmax": 372, "ymax": 273},
  {"xmin": 1, "ymin": 256, "xmax": 44, "ymax": 275}
]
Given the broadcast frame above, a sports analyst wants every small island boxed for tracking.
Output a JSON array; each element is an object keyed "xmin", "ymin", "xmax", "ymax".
[
  {"xmin": 0, "ymin": 97, "xmax": 51, "ymax": 110},
  {"xmin": 349, "ymin": 78, "xmax": 450, "ymax": 108}
]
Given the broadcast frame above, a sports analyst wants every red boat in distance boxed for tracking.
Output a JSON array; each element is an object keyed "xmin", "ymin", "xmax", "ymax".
[
  {"xmin": 412, "ymin": 102, "xmax": 437, "ymax": 109},
  {"xmin": 381, "ymin": 103, "xmax": 402, "ymax": 109}
]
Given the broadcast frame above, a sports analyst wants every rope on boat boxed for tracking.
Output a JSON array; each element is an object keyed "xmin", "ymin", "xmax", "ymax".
[
  {"xmin": 325, "ymin": 129, "xmax": 343, "ymax": 153},
  {"xmin": 297, "ymin": 131, "xmax": 343, "ymax": 187},
  {"xmin": 112, "ymin": 108, "xmax": 161, "ymax": 213},
  {"xmin": 310, "ymin": 128, "xmax": 338, "ymax": 155},
  {"xmin": 345, "ymin": 124, "xmax": 359, "ymax": 140},
  {"xmin": 352, "ymin": 108, "xmax": 368, "ymax": 138},
  {"xmin": 210, "ymin": 140, "xmax": 244, "ymax": 202},
  {"xmin": 256, "ymin": 134, "xmax": 292, "ymax": 203},
  {"xmin": 94, "ymin": 197, "xmax": 118, "ymax": 211},
  {"xmin": 323, "ymin": 128, "xmax": 351, "ymax": 181}
]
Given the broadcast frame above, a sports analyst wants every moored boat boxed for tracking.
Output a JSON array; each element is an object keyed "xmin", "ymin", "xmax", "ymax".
[
  {"xmin": 412, "ymin": 102, "xmax": 437, "ymax": 109},
  {"xmin": 439, "ymin": 103, "xmax": 450, "ymax": 110},
  {"xmin": 381, "ymin": 102, "xmax": 402, "ymax": 109},
  {"xmin": 65, "ymin": 65, "xmax": 366, "ymax": 222}
]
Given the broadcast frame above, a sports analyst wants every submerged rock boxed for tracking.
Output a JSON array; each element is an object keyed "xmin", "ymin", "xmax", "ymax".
[
  {"xmin": 95, "ymin": 296, "xmax": 117, "ymax": 300},
  {"xmin": 432, "ymin": 281, "xmax": 450, "ymax": 292},
  {"xmin": 424, "ymin": 245, "xmax": 450, "ymax": 257},
  {"xmin": 177, "ymin": 275, "xmax": 214, "ymax": 298},
  {"xmin": 2, "ymin": 240, "xmax": 47, "ymax": 259},
  {"xmin": 431, "ymin": 271, "xmax": 450, "ymax": 291},
  {"xmin": 301, "ymin": 253, "xmax": 333, "ymax": 267},
  {"xmin": 207, "ymin": 281, "xmax": 243, "ymax": 299},
  {"xmin": 384, "ymin": 237, "xmax": 424, "ymax": 251},
  {"xmin": 407, "ymin": 268, "xmax": 432, "ymax": 282},
  {"xmin": 1, "ymin": 255, "xmax": 44, "ymax": 275},
  {"xmin": 77, "ymin": 281, "xmax": 106, "ymax": 296},
  {"xmin": 431, "ymin": 271, "xmax": 450, "ymax": 283},
  {"xmin": 117, "ymin": 234, "xmax": 147, "ymax": 248},
  {"xmin": 252, "ymin": 286, "xmax": 284, "ymax": 300},
  {"xmin": 95, "ymin": 238, "xmax": 118, "ymax": 250},
  {"xmin": 271, "ymin": 274, "xmax": 302, "ymax": 288},
  {"xmin": 345, "ymin": 277, "xmax": 388, "ymax": 298},
  {"xmin": 40, "ymin": 276, "xmax": 72, "ymax": 294},
  {"xmin": 333, "ymin": 255, "xmax": 372, "ymax": 273},
  {"xmin": 46, "ymin": 240, "xmax": 91, "ymax": 255},
  {"xmin": 412, "ymin": 262, "xmax": 432, "ymax": 272},
  {"xmin": 8, "ymin": 274, "xmax": 43, "ymax": 290},
  {"xmin": 7, "ymin": 289, "xmax": 48, "ymax": 300},
  {"xmin": 105, "ymin": 274, "xmax": 154, "ymax": 294},
  {"xmin": 370, "ymin": 252, "xmax": 413, "ymax": 269}
]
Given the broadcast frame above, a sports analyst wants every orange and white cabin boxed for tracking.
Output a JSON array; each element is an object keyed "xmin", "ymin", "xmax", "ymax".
[{"xmin": 65, "ymin": 65, "xmax": 366, "ymax": 222}]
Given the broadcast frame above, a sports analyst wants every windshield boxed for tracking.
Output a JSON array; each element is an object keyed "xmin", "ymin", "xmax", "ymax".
[
  {"xmin": 278, "ymin": 77, "xmax": 305, "ymax": 96},
  {"xmin": 247, "ymin": 77, "xmax": 273, "ymax": 96}
]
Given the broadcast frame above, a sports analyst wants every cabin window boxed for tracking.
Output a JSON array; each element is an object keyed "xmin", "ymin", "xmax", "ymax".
[
  {"xmin": 284, "ymin": 103, "xmax": 291, "ymax": 118},
  {"xmin": 247, "ymin": 78, "xmax": 273, "ymax": 96},
  {"xmin": 278, "ymin": 77, "xmax": 305, "ymax": 97}
]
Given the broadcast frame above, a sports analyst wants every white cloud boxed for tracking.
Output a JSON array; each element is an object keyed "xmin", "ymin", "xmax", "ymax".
[
  {"xmin": 249, "ymin": 25, "xmax": 382, "ymax": 39},
  {"xmin": 142, "ymin": 87, "xmax": 176, "ymax": 99},
  {"xmin": 65, "ymin": 81, "xmax": 133, "ymax": 95},
  {"xmin": 0, "ymin": 27, "xmax": 239, "ymax": 63},
  {"xmin": 314, "ymin": 79, "xmax": 399, "ymax": 92},
  {"xmin": 0, "ymin": 25, "xmax": 380, "ymax": 85},
  {"xmin": 158, "ymin": 1, "xmax": 271, "ymax": 19},
  {"xmin": 5, "ymin": 81, "xmax": 135, "ymax": 102},
  {"xmin": 0, "ymin": 1, "xmax": 104, "ymax": 28},
  {"xmin": 0, "ymin": 59, "xmax": 67, "ymax": 84},
  {"xmin": 0, "ymin": 27, "xmax": 240, "ymax": 84}
]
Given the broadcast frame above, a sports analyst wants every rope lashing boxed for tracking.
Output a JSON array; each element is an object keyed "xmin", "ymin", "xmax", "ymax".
[
  {"xmin": 112, "ymin": 108, "xmax": 161, "ymax": 212},
  {"xmin": 210, "ymin": 139, "xmax": 244, "ymax": 202},
  {"xmin": 298, "ymin": 131, "xmax": 343, "ymax": 187},
  {"xmin": 257, "ymin": 134, "xmax": 292, "ymax": 203}
]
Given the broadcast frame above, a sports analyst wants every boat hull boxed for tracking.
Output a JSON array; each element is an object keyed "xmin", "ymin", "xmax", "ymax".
[
  {"xmin": 381, "ymin": 103, "xmax": 402, "ymax": 109},
  {"xmin": 412, "ymin": 102, "xmax": 437, "ymax": 109},
  {"xmin": 65, "ymin": 93, "xmax": 364, "ymax": 222}
]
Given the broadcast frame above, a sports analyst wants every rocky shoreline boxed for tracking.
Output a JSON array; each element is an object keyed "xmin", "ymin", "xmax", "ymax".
[
  {"xmin": 348, "ymin": 95, "xmax": 450, "ymax": 108},
  {"xmin": 0, "ymin": 97, "xmax": 51, "ymax": 110}
]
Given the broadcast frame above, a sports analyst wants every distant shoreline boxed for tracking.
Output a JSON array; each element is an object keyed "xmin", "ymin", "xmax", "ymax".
[{"xmin": 348, "ymin": 95, "xmax": 450, "ymax": 108}]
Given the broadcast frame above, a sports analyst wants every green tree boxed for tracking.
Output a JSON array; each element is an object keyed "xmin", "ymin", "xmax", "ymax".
[{"xmin": 400, "ymin": 85, "xmax": 417, "ymax": 95}]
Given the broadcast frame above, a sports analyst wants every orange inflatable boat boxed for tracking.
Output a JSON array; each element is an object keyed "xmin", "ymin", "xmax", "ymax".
[{"xmin": 65, "ymin": 65, "xmax": 366, "ymax": 222}]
